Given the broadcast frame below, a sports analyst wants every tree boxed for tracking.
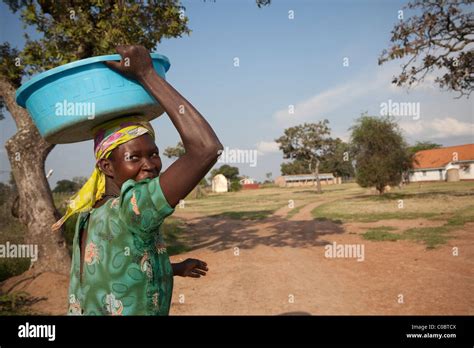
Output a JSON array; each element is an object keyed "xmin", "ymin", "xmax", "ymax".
[
  {"xmin": 163, "ymin": 141, "xmax": 185, "ymax": 159},
  {"xmin": 210, "ymin": 164, "xmax": 240, "ymax": 180},
  {"xmin": 256, "ymin": 0, "xmax": 271, "ymax": 8},
  {"xmin": 379, "ymin": 0, "xmax": 473, "ymax": 98},
  {"xmin": 72, "ymin": 176, "xmax": 88, "ymax": 188},
  {"xmin": 408, "ymin": 141, "xmax": 442, "ymax": 154},
  {"xmin": 53, "ymin": 180, "xmax": 79, "ymax": 193},
  {"xmin": 319, "ymin": 138, "xmax": 355, "ymax": 179},
  {"xmin": 0, "ymin": 0, "xmax": 190, "ymax": 277},
  {"xmin": 275, "ymin": 120, "xmax": 333, "ymax": 193},
  {"xmin": 280, "ymin": 160, "xmax": 308, "ymax": 175},
  {"xmin": 350, "ymin": 116, "xmax": 411, "ymax": 194}
]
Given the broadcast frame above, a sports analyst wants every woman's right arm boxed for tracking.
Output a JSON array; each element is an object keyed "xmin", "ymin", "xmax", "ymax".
[
  {"xmin": 140, "ymin": 67, "xmax": 223, "ymax": 208},
  {"xmin": 106, "ymin": 45, "xmax": 223, "ymax": 208}
]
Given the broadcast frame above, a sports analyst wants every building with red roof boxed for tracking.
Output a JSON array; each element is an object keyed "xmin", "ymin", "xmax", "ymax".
[{"xmin": 409, "ymin": 144, "xmax": 474, "ymax": 182}]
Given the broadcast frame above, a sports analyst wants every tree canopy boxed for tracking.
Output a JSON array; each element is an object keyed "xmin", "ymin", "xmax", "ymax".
[
  {"xmin": 210, "ymin": 164, "xmax": 240, "ymax": 180},
  {"xmin": 163, "ymin": 141, "xmax": 186, "ymax": 159},
  {"xmin": 350, "ymin": 115, "xmax": 412, "ymax": 194},
  {"xmin": 408, "ymin": 141, "xmax": 442, "ymax": 154},
  {"xmin": 379, "ymin": 0, "xmax": 473, "ymax": 97}
]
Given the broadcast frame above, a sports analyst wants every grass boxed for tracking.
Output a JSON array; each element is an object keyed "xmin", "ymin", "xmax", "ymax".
[
  {"xmin": 209, "ymin": 210, "xmax": 274, "ymax": 220},
  {"xmin": 314, "ymin": 209, "xmax": 439, "ymax": 222},
  {"xmin": 362, "ymin": 226, "xmax": 401, "ymax": 242},
  {"xmin": 361, "ymin": 225, "xmax": 452, "ymax": 248},
  {"xmin": 445, "ymin": 205, "xmax": 474, "ymax": 226},
  {"xmin": 314, "ymin": 217, "xmax": 343, "ymax": 224},
  {"xmin": 311, "ymin": 182, "xmax": 474, "ymax": 249},
  {"xmin": 181, "ymin": 183, "xmax": 366, "ymax": 218},
  {"xmin": 311, "ymin": 183, "xmax": 474, "ymax": 223},
  {"xmin": 402, "ymin": 226, "xmax": 452, "ymax": 249}
]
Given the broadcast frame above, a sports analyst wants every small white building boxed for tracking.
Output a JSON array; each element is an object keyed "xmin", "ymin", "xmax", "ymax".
[
  {"xmin": 409, "ymin": 144, "xmax": 474, "ymax": 182},
  {"xmin": 211, "ymin": 174, "xmax": 228, "ymax": 193}
]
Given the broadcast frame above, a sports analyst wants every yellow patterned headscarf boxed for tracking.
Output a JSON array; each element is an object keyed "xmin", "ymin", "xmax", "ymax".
[{"xmin": 51, "ymin": 116, "xmax": 155, "ymax": 231}]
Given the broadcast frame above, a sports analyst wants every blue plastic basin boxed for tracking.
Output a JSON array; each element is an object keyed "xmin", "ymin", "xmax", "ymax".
[{"xmin": 15, "ymin": 53, "xmax": 170, "ymax": 144}]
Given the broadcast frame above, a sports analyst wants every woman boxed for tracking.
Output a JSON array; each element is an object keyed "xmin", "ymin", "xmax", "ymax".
[{"xmin": 52, "ymin": 45, "xmax": 223, "ymax": 315}]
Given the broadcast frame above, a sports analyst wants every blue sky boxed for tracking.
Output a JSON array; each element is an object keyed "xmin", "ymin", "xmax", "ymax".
[{"xmin": 1, "ymin": 0, "xmax": 473, "ymax": 187}]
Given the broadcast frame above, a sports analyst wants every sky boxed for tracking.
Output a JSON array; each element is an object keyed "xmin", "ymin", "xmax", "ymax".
[{"xmin": 0, "ymin": 0, "xmax": 473, "ymax": 188}]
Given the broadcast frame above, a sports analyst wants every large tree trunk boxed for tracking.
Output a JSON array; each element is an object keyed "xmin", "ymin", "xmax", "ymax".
[{"xmin": 0, "ymin": 77, "xmax": 70, "ymax": 276}]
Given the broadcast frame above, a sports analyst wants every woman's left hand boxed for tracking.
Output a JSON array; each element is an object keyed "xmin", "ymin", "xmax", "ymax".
[
  {"xmin": 174, "ymin": 258, "xmax": 208, "ymax": 278},
  {"xmin": 104, "ymin": 45, "xmax": 155, "ymax": 83}
]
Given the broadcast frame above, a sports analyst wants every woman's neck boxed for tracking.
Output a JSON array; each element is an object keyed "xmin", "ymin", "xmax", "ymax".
[
  {"xmin": 93, "ymin": 178, "xmax": 121, "ymax": 209},
  {"xmin": 104, "ymin": 177, "xmax": 121, "ymax": 197}
]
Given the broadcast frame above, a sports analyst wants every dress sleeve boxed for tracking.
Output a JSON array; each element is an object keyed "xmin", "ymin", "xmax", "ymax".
[{"xmin": 118, "ymin": 175, "xmax": 175, "ymax": 236}]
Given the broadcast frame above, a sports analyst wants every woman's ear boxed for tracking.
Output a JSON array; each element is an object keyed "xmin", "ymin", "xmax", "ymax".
[{"xmin": 97, "ymin": 158, "xmax": 115, "ymax": 178}]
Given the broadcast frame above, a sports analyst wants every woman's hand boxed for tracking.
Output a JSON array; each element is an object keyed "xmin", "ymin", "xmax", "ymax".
[
  {"xmin": 104, "ymin": 45, "xmax": 155, "ymax": 83},
  {"xmin": 173, "ymin": 258, "xmax": 208, "ymax": 278}
]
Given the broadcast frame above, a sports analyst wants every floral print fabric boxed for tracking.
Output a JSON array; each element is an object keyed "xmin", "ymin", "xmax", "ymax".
[{"xmin": 67, "ymin": 175, "xmax": 175, "ymax": 315}]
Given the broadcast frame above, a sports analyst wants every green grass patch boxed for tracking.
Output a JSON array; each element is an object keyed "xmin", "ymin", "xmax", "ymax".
[
  {"xmin": 362, "ymin": 226, "xmax": 401, "ymax": 241},
  {"xmin": 362, "ymin": 225, "xmax": 452, "ymax": 248},
  {"xmin": 209, "ymin": 210, "xmax": 274, "ymax": 220},
  {"xmin": 312, "ymin": 204, "xmax": 438, "ymax": 222},
  {"xmin": 445, "ymin": 205, "xmax": 474, "ymax": 226},
  {"xmin": 314, "ymin": 217, "xmax": 343, "ymax": 224},
  {"xmin": 402, "ymin": 226, "xmax": 452, "ymax": 249}
]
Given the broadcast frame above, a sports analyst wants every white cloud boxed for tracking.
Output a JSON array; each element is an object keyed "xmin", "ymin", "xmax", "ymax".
[
  {"xmin": 256, "ymin": 140, "xmax": 280, "ymax": 155},
  {"xmin": 272, "ymin": 67, "xmax": 398, "ymax": 127},
  {"xmin": 399, "ymin": 117, "xmax": 474, "ymax": 139}
]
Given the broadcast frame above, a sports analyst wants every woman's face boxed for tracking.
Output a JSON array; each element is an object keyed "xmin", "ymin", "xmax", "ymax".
[{"xmin": 100, "ymin": 133, "xmax": 162, "ymax": 186}]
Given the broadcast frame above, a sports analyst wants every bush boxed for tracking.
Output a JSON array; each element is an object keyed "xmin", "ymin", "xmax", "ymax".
[{"xmin": 230, "ymin": 179, "xmax": 242, "ymax": 192}]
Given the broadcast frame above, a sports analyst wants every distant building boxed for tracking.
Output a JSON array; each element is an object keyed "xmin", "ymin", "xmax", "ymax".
[
  {"xmin": 409, "ymin": 144, "xmax": 474, "ymax": 182},
  {"xmin": 211, "ymin": 174, "xmax": 228, "ymax": 192},
  {"xmin": 239, "ymin": 177, "xmax": 254, "ymax": 185},
  {"xmin": 239, "ymin": 177, "xmax": 259, "ymax": 190},
  {"xmin": 274, "ymin": 173, "xmax": 341, "ymax": 187}
]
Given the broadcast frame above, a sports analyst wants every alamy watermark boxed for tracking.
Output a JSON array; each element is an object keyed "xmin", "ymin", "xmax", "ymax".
[
  {"xmin": 0, "ymin": 242, "xmax": 38, "ymax": 262},
  {"xmin": 324, "ymin": 242, "xmax": 365, "ymax": 262},
  {"xmin": 380, "ymin": 99, "xmax": 420, "ymax": 120},
  {"xmin": 18, "ymin": 322, "xmax": 55, "ymax": 341},
  {"xmin": 217, "ymin": 146, "xmax": 258, "ymax": 167},
  {"xmin": 55, "ymin": 99, "xmax": 96, "ymax": 119}
]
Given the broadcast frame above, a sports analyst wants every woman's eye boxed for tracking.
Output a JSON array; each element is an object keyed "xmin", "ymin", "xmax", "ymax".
[{"xmin": 151, "ymin": 152, "xmax": 159, "ymax": 157}]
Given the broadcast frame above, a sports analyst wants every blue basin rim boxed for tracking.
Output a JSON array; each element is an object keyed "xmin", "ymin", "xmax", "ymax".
[{"xmin": 16, "ymin": 53, "xmax": 170, "ymax": 107}]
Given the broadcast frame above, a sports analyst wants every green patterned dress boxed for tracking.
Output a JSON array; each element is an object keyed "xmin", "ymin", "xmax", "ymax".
[{"xmin": 67, "ymin": 176, "xmax": 175, "ymax": 315}]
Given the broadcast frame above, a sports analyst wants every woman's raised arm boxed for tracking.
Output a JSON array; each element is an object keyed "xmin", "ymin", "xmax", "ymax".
[{"xmin": 106, "ymin": 45, "xmax": 223, "ymax": 207}]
